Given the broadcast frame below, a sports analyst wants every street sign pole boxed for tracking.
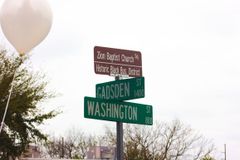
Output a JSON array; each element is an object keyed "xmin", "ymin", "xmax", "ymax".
[
  {"xmin": 115, "ymin": 76, "xmax": 123, "ymax": 160},
  {"xmin": 117, "ymin": 121, "xmax": 123, "ymax": 160}
]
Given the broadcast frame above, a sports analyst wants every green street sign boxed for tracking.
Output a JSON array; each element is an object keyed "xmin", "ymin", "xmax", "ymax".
[
  {"xmin": 84, "ymin": 96, "xmax": 153, "ymax": 125},
  {"xmin": 96, "ymin": 77, "xmax": 144, "ymax": 101}
]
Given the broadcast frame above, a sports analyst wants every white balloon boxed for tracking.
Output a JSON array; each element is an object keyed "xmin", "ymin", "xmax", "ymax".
[{"xmin": 0, "ymin": 0, "xmax": 52, "ymax": 56}]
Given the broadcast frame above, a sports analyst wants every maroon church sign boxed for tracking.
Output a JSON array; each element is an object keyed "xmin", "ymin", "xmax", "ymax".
[{"xmin": 94, "ymin": 46, "xmax": 142, "ymax": 77}]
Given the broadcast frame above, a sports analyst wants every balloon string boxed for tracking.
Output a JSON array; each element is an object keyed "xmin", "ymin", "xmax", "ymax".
[{"xmin": 0, "ymin": 68, "xmax": 17, "ymax": 134}]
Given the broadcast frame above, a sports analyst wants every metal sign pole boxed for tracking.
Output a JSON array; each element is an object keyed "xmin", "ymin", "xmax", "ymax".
[
  {"xmin": 115, "ymin": 76, "xmax": 123, "ymax": 160},
  {"xmin": 117, "ymin": 121, "xmax": 123, "ymax": 160}
]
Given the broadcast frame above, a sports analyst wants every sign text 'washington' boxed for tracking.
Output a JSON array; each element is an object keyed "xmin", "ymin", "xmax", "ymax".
[{"xmin": 84, "ymin": 97, "xmax": 153, "ymax": 125}]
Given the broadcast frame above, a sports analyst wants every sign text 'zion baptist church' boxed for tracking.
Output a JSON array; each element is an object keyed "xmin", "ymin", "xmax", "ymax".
[{"xmin": 94, "ymin": 46, "xmax": 142, "ymax": 77}]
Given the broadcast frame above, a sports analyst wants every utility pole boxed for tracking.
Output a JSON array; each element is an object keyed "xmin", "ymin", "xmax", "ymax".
[
  {"xmin": 224, "ymin": 144, "xmax": 226, "ymax": 160},
  {"xmin": 61, "ymin": 137, "xmax": 64, "ymax": 159}
]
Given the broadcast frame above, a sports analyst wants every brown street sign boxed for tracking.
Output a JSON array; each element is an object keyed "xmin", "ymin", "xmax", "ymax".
[{"xmin": 94, "ymin": 46, "xmax": 142, "ymax": 77}]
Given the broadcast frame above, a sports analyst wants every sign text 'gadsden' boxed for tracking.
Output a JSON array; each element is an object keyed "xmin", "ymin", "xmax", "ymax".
[{"xmin": 96, "ymin": 77, "xmax": 144, "ymax": 101}]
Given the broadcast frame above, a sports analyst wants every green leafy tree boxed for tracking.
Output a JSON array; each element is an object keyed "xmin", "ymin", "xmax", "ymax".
[{"xmin": 0, "ymin": 50, "xmax": 59, "ymax": 160}]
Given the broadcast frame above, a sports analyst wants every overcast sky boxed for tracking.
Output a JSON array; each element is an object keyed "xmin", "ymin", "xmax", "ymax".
[{"xmin": 1, "ymin": 0, "xmax": 240, "ymax": 159}]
